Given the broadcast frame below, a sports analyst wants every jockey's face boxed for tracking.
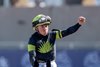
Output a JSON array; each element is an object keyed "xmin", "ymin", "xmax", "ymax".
[{"xmin": 36, "ymin": 24, "xmax": 49, "ymax": 36}]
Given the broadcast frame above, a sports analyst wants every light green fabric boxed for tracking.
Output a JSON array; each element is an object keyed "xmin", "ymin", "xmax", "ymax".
[
  {"xmin": 32, "ymin": 14, "xmax": 44, "ymax": 23},
  {"xmin": 28, "ymin": 44, "xmax": 35, "ymax": 52},
  {"xmin": 38, "ymin": 41, "xmax": 53, "ymax": 53},
  {"xmin": 55, "ymin": 30, "xmax": 62, "ymax": 39}
]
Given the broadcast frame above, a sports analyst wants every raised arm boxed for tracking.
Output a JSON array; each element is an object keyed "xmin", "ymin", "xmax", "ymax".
[{"xmin": 54, "ymin": 16, "xmax": 86, "ymax": 39}]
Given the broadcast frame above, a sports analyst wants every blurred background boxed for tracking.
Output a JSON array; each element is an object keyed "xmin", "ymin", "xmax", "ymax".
[{"xmin": 0, "ymin": 0, "xmax": 100, "ymax": 67}]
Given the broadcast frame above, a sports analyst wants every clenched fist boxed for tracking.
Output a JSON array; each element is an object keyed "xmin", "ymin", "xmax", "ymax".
[{"xmin": 78, "ymin": 16, "xmax": 86, "ymax": 25}]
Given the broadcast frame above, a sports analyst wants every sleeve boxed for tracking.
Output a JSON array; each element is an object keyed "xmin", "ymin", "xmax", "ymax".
[
  {"xmin": 52, "ymin": 29, "xmax": 62, "ymax": 39},
  {"xmin": 27, "ymin": 36, "xmax": 36, "ymax": 67},
  {"xmin": 53, "ymin": 23, "xmax": 81, "ymax": 39}
]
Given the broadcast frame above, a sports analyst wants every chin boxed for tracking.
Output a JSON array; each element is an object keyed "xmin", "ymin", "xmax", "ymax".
[
  {"xmin": 43, "ymin": 32, "xmax": 48, "ymax": 36},
  {"xmin": 44, "ymin": 33, "xmax": 48, "ymax": 36}
]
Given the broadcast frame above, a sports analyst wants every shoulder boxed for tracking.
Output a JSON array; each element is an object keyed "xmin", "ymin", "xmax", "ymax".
[
  {"xmin": 31, "ymin": 32, "xmax": 38, "ymax": 38},
  {"xmin": 49, "ymin": 30, "xmax": 57, "ymax": 37},
  {"xmin": 28, "ymin": 32, "xmax": 38, "ymax": 44},
  {"xmin": 51, "ymin": 29, "xmax": 61, "ymax": 34},
  {"xmin": 29, "ymin": 32, "xmax": 37, "ymax": 39}
]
